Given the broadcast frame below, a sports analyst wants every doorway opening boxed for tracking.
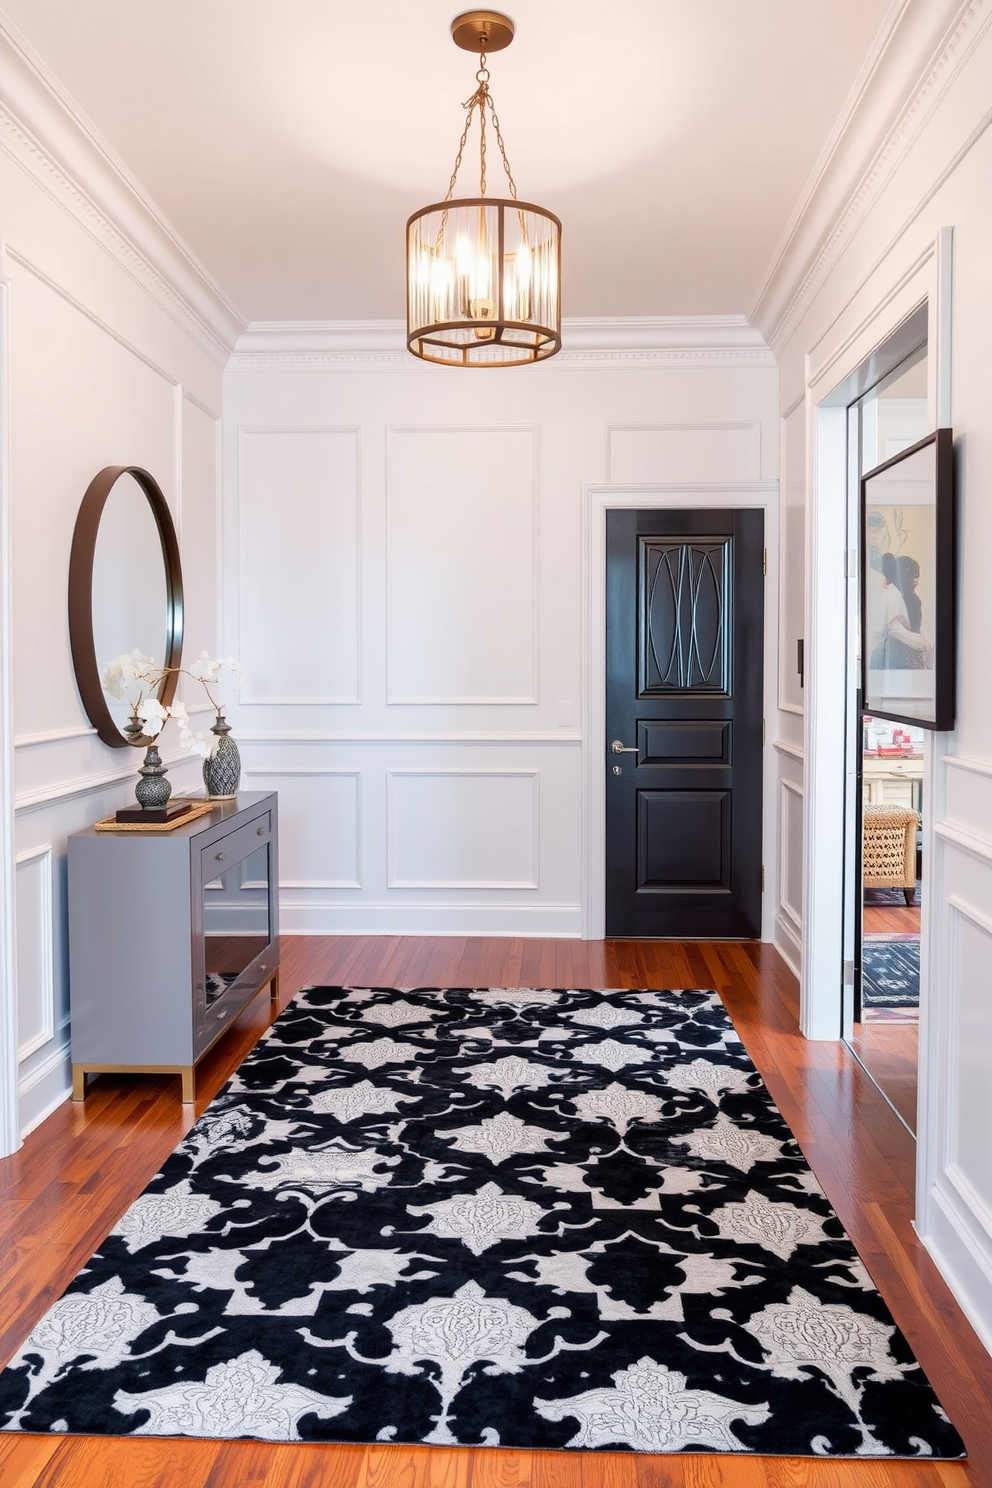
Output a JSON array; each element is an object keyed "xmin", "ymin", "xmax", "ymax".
[{"xmin": 842, "ymin": 344, "xmax": 929, "ymax": 1134}]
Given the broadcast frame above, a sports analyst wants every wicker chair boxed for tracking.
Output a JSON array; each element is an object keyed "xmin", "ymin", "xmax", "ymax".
[{"xmin": 863, "ymin": 804, "xmax": 919, "ymax": 904}]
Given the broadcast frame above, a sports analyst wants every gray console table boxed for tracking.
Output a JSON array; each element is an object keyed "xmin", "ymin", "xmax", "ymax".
[{"xmin": 69, "ymin": 790, "xmax": 279, "ymax": 1104}]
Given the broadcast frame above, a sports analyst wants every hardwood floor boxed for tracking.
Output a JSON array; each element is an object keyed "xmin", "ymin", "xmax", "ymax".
[
  {"xmin": 1, "ymin": 935, "xmax": 988, "ymax": 1488},
  {"xmin": 847, "ymin": 1021, "xmax": 919, "ymax": 1134},
  {"xmin": 862, "ymin": 903, "xmax": 921, "ymax": 935}
]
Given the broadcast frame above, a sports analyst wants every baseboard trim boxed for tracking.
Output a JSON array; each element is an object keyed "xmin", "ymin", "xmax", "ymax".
[
  {"xmin": 921, "ymin": 1181, "xmax": 992, "ymax": 1362},
  {"xmin": 18, "ymin": 1038, "xmax": 71, "ymax": 1137},
  {"xmin": 278, "ymin": 904, "xmax": 584, "ymax": 937},
  {"xmin": 774, "ymin": 908, "xmax": 802, "ymax": 980}
]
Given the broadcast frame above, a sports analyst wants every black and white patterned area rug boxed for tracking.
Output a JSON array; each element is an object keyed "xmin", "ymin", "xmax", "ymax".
[
  {"xmin": 0, "ymin": 986, "xmax": 964, "ymax": 1458},
  {"xmin": 862, "ymin": 941, "xmax": 920, "ymax": 1012}
]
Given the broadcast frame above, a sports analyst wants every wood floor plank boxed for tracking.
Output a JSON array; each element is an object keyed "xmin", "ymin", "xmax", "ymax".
[
  {"xmin": 356, "ymin": 1442, "xmax": 472, "ymax": 1488},
  {"xmin": 0, "ymin": 936, "xmax": 988, "ymax": 1488},
  {"xmin": 0, "ymin": 1434, "xmax": 63, "ymax": 1488},
  {"xmin": 23, "ymin": 1434, "xmax": 225, "ymax": 1488}
]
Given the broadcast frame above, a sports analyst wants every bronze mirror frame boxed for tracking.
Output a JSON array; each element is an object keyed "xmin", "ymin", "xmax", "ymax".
[{"xmin": 68, "ymin": 465, "xmax": 184, "ymax": 749}]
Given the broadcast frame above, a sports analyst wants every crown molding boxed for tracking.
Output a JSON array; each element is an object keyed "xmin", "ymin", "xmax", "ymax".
[
  {"xmin": 752, "ymin": 0, "xmax": 992, "ymax": 355},
  {"xmin": 230, "ymin": 316, "xmax": 775, "ymax": 371},
  {"xmin": 0, "ymin": 14, "xmax": 245, "ymax": 365}
]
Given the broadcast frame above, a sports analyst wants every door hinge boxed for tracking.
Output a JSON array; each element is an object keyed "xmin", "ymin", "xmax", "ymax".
[
  {"xmin": 762, "ymin": 718, "xmax": 765, "ymax": 745},
  {"xmin": 761, "ymin": 865, "xmax": 765, "ymax": 892},
  {"xmin": 843, "ymin": 959, "xmax": 855, "ymax": 986},
  {"xmin": 762, "ymin": 547, "xmax": 767, "ymax": 576}
]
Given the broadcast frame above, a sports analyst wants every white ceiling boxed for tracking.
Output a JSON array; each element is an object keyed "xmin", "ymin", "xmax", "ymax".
[{"xmin": 0, "ymin": 0, "xmax": 897, "ymax": 323}]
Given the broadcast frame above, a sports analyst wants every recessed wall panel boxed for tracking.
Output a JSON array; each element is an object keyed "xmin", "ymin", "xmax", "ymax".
[
  {"xmin": 950, "ymin": 901, "xmax": 992, "ymax": 1216},
  {"xmin": 387, "ymin": 429, "xmax": 536, "ymax": 702},
  {"xmin": 15, "ymin": 848, "xmax": 54, "ymax": 1062},
  {"xmin": 239, "ymin": 429, "xmax": 360, "ymax": 703},
  {"xmin": 780, "ymin": 778, "xmax": 804, "ymax": 926},
  {"xmin": 181, "ymin": 397, "xmax": 220, "ymax": 670},
  {"xmin": 242, "ymin": 769, "xmax": 361, "ymax": 887},
  {"xmin": 11, "ymin": 263, "xmax": 176, "ymax": 739},
  {"xmin": 608, "ymin": 424, "xmax": 761, "ymax": 485},
  {"xmin": 388, "ymin": 770, "xmax": 538, "ymax": 887}
]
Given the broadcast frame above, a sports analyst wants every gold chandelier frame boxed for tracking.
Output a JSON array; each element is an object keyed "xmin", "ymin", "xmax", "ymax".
[{"xmin": 406, "ymin": 11, "xmax": 562, "ymax": 368}]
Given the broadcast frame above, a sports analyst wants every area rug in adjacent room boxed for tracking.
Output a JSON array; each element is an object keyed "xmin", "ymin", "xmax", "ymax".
[
  {"xmin": 0, "ymin": 985, "xmax": 964, "ymax": 1458},
  {"xmin": 862, "ymin": 940, "xmax": 920, "ymax": 1015}
]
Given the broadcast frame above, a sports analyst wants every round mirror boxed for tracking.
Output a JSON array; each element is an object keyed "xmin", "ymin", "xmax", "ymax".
[{"xmin": 68, "ymin": 466, "xmax": 184, "ymax": 748}]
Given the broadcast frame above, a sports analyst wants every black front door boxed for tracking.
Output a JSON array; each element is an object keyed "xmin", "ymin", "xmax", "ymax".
[{"xmin": 605, "ymin": 507, "xmax": 764, "ymax": 938}]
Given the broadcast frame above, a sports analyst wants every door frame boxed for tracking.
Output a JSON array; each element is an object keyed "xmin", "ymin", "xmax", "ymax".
[
  {"xmin": 802, "ymin": 231, "xmax": 952, "ymax": 1048},
  {"xmin": 582, "ymin": 483, "xmax": 778, "ymax": 940}
]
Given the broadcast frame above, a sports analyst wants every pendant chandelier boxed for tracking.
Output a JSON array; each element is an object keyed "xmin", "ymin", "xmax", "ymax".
[{"xmin": 406, "ymin": 10, "xmax": 561, "ymax": 367}]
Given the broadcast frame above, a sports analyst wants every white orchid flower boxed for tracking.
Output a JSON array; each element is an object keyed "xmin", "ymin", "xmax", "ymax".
[
  {"xmin": 121, "ymin": 649, "xmax": 159, "ymax": 684},
  {"xmin": 136, "ymin": 697, "xmax": 168, "ymax": 737},
  {"xmin": 100, "ymin": 651, "xmax": 162, "ymax": 700},
  {"xmin": 178, "ymin": 724, "xmax": 212, "ymax": 759},
  {"xmin": 189, "ymin": 651, "xmax": 221, "ymax": 682},
  {"xmin": 224, "ymin": 657, "xmax": 246, "ymax": 688},
  {"xmin": 100, "ymin": 656, "xmax": 127, "ymax": 699},
  {"xmin": 169, "ymin": 700, "xmax": 190, "ymax": 726}
]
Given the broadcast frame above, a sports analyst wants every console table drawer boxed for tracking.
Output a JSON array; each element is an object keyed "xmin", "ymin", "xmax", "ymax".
[{"xmin": 200, "ymin": 812, "xmax": 272, "ymax": 881}]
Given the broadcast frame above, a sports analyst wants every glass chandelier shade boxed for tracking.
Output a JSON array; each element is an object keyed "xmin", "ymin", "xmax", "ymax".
[
  {"xmin": 407, "ymin": 199, "xmax": 561, "ymax": 366},
  {"xmin": 406, "ymin": 13, "xmax": 561, "ymax": 368}
]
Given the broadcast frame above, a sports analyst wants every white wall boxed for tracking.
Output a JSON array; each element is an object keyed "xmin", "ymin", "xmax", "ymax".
[
  {"xmin": 757, "ymin": 2, "xmax": 992, "ymax": 1354},
  {"xmin": 223, "ymin": 323, "xmax": 778, "ymax": 939},
  {"xmin": 0, "ymin": 28, "xmax": 237, "ymax": 1148}
]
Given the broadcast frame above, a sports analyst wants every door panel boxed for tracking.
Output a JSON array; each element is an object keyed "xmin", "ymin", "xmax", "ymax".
[{"xmin": 606, "ymin": 508, "xmax": 764, "ymax": 938}]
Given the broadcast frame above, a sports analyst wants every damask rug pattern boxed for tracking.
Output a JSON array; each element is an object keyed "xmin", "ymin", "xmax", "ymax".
[{"xmin": 0, "ymin": 985, "xmax": 963, "ymax": 1457}]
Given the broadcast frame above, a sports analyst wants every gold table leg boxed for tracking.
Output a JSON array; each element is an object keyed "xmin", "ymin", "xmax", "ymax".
[
  {"xmin": 180, "ymin": 1067, "xmax": 195, "ymax": 1104},
  {"xmin": 72, "ymin": 1066, "xmax": 87, "ymax": 1102}
]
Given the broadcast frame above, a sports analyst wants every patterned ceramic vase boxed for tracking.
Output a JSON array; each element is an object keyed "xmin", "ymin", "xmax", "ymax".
[
  {"xmin": 203, "ymin": 711, "xmax": 241, "ymax": 799},
  {"xmin": 134, "ymin": 743, "xmax": 172, "ymax": 810},
  {"xmin": 123, "ymin": 715, "xmax": 172, "ymax": 811}
]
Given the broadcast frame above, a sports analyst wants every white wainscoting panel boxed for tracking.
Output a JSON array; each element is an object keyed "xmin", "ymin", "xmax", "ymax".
[
  {"xmin": 15, "ymin": 845, "xmax": 53, "ymax": 1062},
  {"xmin": 180, "ymin": 395, "xmax": 221, "ymax": 662},
  {"xmin": 944, "ymin": 762, "xmax": 992, "ymax": 847},
  {"xmin": 387, "ymin": 769, "xmax": 538, "ymax": 888},
  {"xmin": 779, "ymin": 779, "xmax": 804, "ymax": 928},
  {"xmin": 239, "ymin": 428, "xmax": 360, "ymax": 704},
  {"xmin": 946, "ymin": 896, "xmax": 992, "ymax": 1219},
  {"xmin": 386, "ymin": 428, "xmax": 537, "ymax": 704},
  {"xmin": 775, "ymin": 777, "xmax": 804, "ymax": 974},
  {"xmin": 242, "ymin": 769, "xmax": 361, "ymax": 888},
  {"xmin": 607, "ymin": 425, "xmax": 761, "ymax": 486},
  {"xmin": 10, "ymin": 258, "xmax": 176, "ymax": 742}
]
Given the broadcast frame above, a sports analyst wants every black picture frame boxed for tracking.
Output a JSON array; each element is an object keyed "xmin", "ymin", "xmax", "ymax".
[{"xmin": 860, "ymin": 427, "xmax": 955, "ymax": 730}]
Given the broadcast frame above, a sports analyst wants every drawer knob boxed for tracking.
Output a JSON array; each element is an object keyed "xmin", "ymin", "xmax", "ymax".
[
  {"xmin": 257, "ymin": 826, "xmax": 265, "ymax": 836},
  {"xmin": 215, "ymin": 852, "xmax": 225, "ymax": 861}
]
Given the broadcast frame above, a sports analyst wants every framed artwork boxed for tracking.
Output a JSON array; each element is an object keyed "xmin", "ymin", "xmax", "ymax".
[{"xmin": 861, "ymin": 427, "xmax": 955, "ymax": 730}]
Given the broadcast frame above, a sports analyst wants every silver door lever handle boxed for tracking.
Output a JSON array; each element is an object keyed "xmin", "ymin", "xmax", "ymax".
[{"xmin": 611, "ymin": 740, "xmax": 638, "ymax": 754}]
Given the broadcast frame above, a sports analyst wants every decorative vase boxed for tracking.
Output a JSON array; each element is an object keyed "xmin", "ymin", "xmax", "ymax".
[
  {"xmin": 123, "ymin": 715, "xmax": 172, "ymax": 812},
  {"xmin": 203, "ymin": 711, "xmax": 241, "ymax": 799},
  {"xmin": 135, "ymin": 743, "xmax": 172, "ymax": 810}
]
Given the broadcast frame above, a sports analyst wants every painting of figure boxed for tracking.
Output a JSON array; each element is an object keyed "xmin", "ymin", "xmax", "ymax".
[{"xmin": 862, "ymin": 430, "xmax": 952, "ymax": 729}]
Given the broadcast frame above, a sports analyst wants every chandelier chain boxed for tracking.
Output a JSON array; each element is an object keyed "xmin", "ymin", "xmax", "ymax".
[{"xmin": 442, "ymin": 46, "xmax": 519, "ymax": 203}]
